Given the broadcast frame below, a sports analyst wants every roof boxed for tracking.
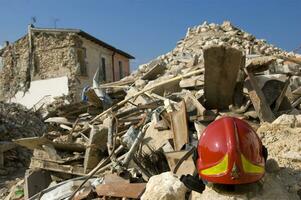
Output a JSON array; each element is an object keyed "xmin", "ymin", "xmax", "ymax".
[{"xmin": 29, "ymin": 27, "xmax": 135, "ymax": 59}]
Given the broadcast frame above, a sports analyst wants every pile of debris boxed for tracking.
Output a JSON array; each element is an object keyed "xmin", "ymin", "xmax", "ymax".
[
  {"xmin": 0, "ymin": 102, "xmax": 46, "ymax": 174},
  {"xmin": 4, "ymin": 21, "xmax": 301, "ymax": 200},
  {"xmin": 0, "ymin": 102, "xmax": 47, "ymax": 199}
]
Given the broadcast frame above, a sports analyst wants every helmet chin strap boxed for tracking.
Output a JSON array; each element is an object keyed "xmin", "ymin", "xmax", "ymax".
[
  {"xmin": 173, "ymin": 146, "xmax": 196, "ymax": 174},
  {"xmin": 172, "ymin": 146, "xmax": 206, "ymax": 193}
]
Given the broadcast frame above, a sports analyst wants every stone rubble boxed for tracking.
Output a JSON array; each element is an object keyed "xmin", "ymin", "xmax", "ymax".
[
  {"xmin": 1, "ymin": 21, "xmax": 301, "ymax": 200},
  {"xmin": 141, "ymin": 172, "xmax": 187, "ymax": 200},
  {"xmin": 0, "ymin": 102, "xmax": 46, "ymax": 176},
  {"xmin": 130, "ymin": 21, "xmax": 300, "ymax": 80}
]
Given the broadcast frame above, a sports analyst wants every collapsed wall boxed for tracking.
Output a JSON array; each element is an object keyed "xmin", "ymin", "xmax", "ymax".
[{"xmin": 0, "ymin": 30, "xmax": 84, "ymax": 101}]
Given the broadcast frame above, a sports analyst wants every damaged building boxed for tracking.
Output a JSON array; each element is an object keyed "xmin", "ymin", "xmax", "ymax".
[
  {"xmin": 1, "ymin": 21, "xmax": 301, "ymax": 200},
  {"xmin": 0, "ymin": 25, "xmax": 134, "ymax": 108}
]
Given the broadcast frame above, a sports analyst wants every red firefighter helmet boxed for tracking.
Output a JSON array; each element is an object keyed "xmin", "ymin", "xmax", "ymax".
[{"xmin": 196, "ymin": 117, "xmax": 265, "ymax": 184}]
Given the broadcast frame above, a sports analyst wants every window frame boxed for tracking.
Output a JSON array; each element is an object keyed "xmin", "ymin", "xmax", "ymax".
[
  {"xmin": 118, "ymin": 60, "xmax": 123, "ymax": 79},
  {"xmin": 101, "ymin": 57, "xmax": 106, "ymax": 81},
  {"xmin": 77, "ymin": 48, "xmax": 87, "ymax": 76}
]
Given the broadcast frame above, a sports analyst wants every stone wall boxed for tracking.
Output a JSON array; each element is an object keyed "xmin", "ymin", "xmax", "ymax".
[
  {"xmin": 0, "ymin": 31, "xmax": 83, "ymax": 101},
  {"xmin": 0, "ymin": 36, "xmax": 31, "ymax": 100},
  {"xmin": 0, "ymin": 29, "xmax": 131, "ymax": 102}
]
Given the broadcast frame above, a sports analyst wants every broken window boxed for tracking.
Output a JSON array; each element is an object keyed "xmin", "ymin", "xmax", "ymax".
[
  {"xmin": 119, "ymin": 61, "xmax": 123, "ymax": 79},
  {"xmin": 77, "ymin": 48, "xmax": 87, "ymax": 76}
]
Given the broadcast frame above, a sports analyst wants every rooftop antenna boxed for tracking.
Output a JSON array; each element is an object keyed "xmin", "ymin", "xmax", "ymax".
[
  {"xmin": 30, "ymin": 16, "xmax": 37, "ymax": 26},
  {"xmin": 53, "ymin": 18, "xmax": 60, "ymax": 29}
]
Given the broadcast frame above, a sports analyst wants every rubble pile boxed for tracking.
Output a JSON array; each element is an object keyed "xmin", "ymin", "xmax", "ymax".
[
  {"xmin": 3, "ymin": 21, "xmax": 301, "ymax": 200},
  {"xmin": 0, "ymin": 102, "xmax": 46, "ymax": 140},
  {"xmin": 131, "ymin": 21, "xmax": 300, "ymax": 79},
  {"xmin": 0, "ymin": 102, "xmax": 46, "ymax": 175}
]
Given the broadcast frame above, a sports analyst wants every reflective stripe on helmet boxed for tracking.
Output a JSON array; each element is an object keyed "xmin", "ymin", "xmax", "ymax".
[
  {"xmin": 201, "ymin": 154, "xmax": 228, "ymax": 176},
  {"xmin": 241, "ymin": 154, "xmax": 264, "ymax": 174}
]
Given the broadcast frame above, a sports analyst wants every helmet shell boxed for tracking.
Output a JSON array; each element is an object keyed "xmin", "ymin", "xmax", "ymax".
[{"xmin": 197, "ymin": 117, "xmax": 265, "ymax": 184}]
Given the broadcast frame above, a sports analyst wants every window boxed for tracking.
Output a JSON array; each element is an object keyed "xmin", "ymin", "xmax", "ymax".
[
  {"xmin": 77, "ymin": 48, "xmax": 87, "ymax": 76},
  {"xmin": 119, "ymin": 61, "xmax": 123, "ymax": 79},
  {"xmin": 100, "ymin": 57, "xmax": 106, "ymax": 81}
]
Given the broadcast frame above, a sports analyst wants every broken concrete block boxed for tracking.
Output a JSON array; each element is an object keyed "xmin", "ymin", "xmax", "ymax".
[
  {"xmin": 142, "ymin": 62, "xmax": 166, "ymax": 80},
  {"xmin": 84, "ymin": 125, "xmax": 108, "ymax": 173},
  {"xmin": 204, "ymin": 45, "xmax": 243, "ymax": 109},
  {"xmin": 272, "ymin": 114, "xmax": 301, "ymax": 128},
  {"xmin": 141, "ymin": 172, "xmax": 187, "ymax": 200},
  {"xmin": 246, "ymin": 56, "xmax": 275, "ymax": 73}
]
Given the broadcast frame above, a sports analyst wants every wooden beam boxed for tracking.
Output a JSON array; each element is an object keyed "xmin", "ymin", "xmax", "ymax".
[
  {"xmin": 90, "ymin": 69, "xmax": 204, "ymax": 123},
  {"xmin": 169, "ymin": 101, "xmax": 189, "ymax": 151},
  {"xmin": 274, "ymin": 76, "xmax": 291, "ymax": 112},
  {"xmin": 244, "ymin": 69, "xmax": 275, "ymax": 122}
]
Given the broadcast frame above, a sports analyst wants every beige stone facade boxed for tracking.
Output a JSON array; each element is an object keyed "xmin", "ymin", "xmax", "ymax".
[{"xmin": 0, "ymin": 27, "xmax": 134, "ymax": 102}]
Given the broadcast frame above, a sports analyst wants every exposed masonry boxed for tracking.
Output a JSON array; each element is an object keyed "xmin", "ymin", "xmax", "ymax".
[
  {"xmin": 0, "ymin": 28, "xmax": 133, "ymax": 103},
  {"xmin": 0, "ymin": 31, "xmax": 83, "ymax": 101}
]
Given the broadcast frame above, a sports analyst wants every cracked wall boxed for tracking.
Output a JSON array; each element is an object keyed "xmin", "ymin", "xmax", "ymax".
[{"xmin": 0, "ymin": 30, "xmax": 131, "ymax": 103}]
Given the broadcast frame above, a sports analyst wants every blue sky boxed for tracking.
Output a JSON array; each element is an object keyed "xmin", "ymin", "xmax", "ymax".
[{"xmin": 0, "ymin": 0, "xmax": 300, "ymax": 70}]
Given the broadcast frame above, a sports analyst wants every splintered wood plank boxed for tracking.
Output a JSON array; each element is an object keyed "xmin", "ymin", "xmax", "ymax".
[
  {"xmin": 13, "ymin": 137, "xmax": 86, "ymax": 152},
  {"xmin": 274, "ymin": 77, "xmax": 291, "ymax": 112},
  {"xmin": 169, "ymin": 101, "xmax": 189, "ymax": 151},
  {"xmin": 29, "ymin": 157, "xmax": 85, "ymax": 176},
  {"xmin": 244, "ymin": 69, "xmax": 275, "ymax": 122},
  {"xmin": 96, "ymin": 183, "xmax": 146, "ymax": 198},
  {"xmin": 204, "ymin": 45, "xmax": 243, "ymax": 109}
]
